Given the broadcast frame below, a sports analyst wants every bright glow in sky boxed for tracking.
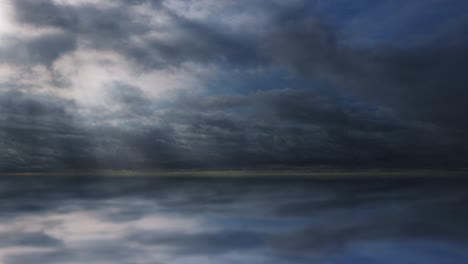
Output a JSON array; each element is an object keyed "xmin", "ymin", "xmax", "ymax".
[
  {"xmin": 0, "ymin": 1, "xmax": 14, "ymax": 35},
  {"xmin": 0, "ymin": 0, "xmax": 467, "ymax": 171}
]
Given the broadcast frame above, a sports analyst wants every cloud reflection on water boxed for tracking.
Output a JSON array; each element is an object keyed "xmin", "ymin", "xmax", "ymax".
[{"xmin": 0, "ymin": 176, "xmax": 467, "ymax": 264}]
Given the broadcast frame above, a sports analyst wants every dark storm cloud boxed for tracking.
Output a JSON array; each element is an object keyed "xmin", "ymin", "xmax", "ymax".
[
  {"xmin": 90, "ymin": 126, "xmax": 184, "ymax": 170},
  {"xmin": 1, "ymin": 0, "xmax": 468, "ymax": 171},
  {"xmin": 260, "ymin": 2, "xmax": 351, "ymax": 77},
  {"xmin": 13, "ymin": 0, "xmax": 148, "ymax": 36},
  {"xmin": 0, "ymin": 231, "xmax": 62, "ymax": 248},
  {"xmin": 0, "ymin": 89, "xmax": 96, "ymax": 171},
  {"xmin": 0, "ymin": 32, "xmax": 76, "ymax": 66},
  {"xmin": 365, "ymin": 39, "xmax": 468, "ymax": 129},
  {"xmin": 166, "ymin": 89, "xmax": 466, "ymax": 169},
  {"xmin": 254, "ymin": 1, "xmax": 468, "ymax": 132},
  {"xmin": 10, "ymin": 0, "xmax": 468, "ymax": 117},
  {"xmin": 128, "ymin": 230, "xmax": 266, "ymax": 255},
  {"xmin": 0, "ymin": 85, "xmax": 461, "ymax": 171},
  {"xmin": 122, "ymin": 12, "xmax": 263, "ymax": 69},
  {"xmin": 109, "ymin": 82, "xmax": 154, "ymax": 116},
  {"xmin": 4, "ymin": 242, "xmax": 151, "ymax": 264},
  {"xmin": 11, "ymin": 0, "xmax": 262, "ymax": 69},
  {"xmin": 7, "ymin": 0, "xmax": 346, "ymax": 71}
]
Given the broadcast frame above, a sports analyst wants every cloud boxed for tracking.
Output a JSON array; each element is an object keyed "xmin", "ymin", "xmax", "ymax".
[
  {"xmin": 0, "ymin": 33, "xmax": 76, "ymax": 67},
  {"xmin": 11, "ymin": 0, "xmax": 262, "ymax": 69},
  {"xmin": 0, "ymin": 89, "xmax": 97, "ymax": 171},
  {"xmin": 0, "ymin": 0, "xmax": 467, "ymax": 171},
  {"xmin": 0, "ymin": 84, "xmax": 463, "ymax": 171},
  {"xmin": 128, "ymin": 230, "xmax": 267, "ymax": 255},
  {"xmin": 0, "ymin": 231, "xmax": 62, "ymax": 248}
]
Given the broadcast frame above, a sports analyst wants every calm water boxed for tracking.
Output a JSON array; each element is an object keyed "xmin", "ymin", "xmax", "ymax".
[{"xmin": 0, "ymin": 176, "xmax": 467, "ymax": 264}]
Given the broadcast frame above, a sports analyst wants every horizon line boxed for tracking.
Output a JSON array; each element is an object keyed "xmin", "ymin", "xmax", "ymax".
[{"xmin": 1, "ymin": 169, "xmax": 468, "ymax": 178}]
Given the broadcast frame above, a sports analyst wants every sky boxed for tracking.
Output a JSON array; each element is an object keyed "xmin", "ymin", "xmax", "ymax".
[{"xmin": 0, "ymin": 0, "xmax": 468, "ymax": 172}]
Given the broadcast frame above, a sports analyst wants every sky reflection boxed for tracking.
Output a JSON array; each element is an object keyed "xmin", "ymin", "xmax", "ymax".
[{"xmin": 0, "ymin": 176, "xmax": 467, "ymax": 264}]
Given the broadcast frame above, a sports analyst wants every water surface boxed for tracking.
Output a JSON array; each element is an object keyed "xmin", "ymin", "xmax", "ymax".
[{"xmin": 0, "ymin": 176, "xmax": 467, "ymax": 264}]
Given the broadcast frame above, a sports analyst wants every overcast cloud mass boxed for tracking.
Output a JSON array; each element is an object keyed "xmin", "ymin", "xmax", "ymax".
[{"xmin": 0, "ymin": 0, "xmax": 467, "ymax": 171}]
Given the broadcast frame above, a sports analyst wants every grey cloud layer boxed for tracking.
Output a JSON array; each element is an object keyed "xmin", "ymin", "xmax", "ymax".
[
  {"xmin": 1, "ymin": 0, "xmax": 467, "ymax": 171},
  {"xmin": 0, "ymin": 90, "xmax": 97, "ymax": 171},
  {"xmin": 0, "ymin": 85, "xmax": 462, "ymax": 171},
  {"xmin": 0, "ymin": 32, "xmax": 76, "ymax": 66}
]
